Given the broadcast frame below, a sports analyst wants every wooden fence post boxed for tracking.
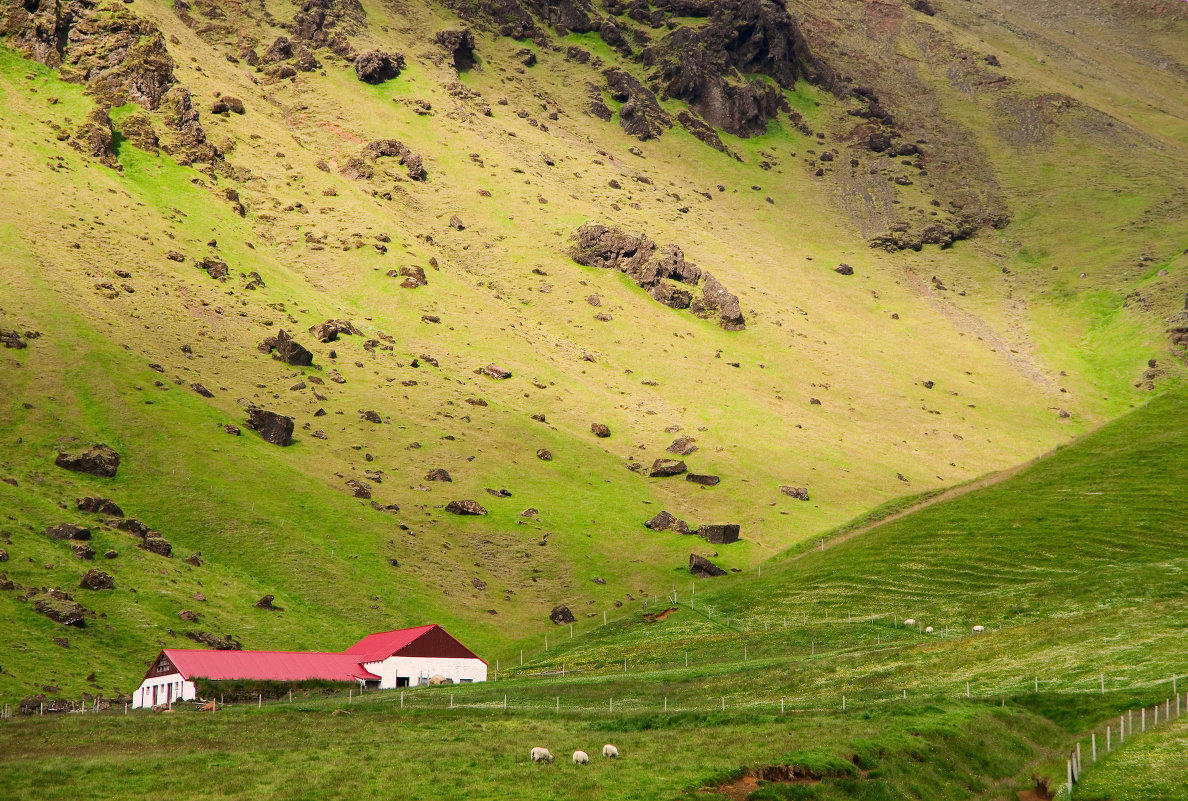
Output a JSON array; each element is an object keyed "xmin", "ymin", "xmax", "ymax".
[{"xmin": 1092, "ymin": 733, "xmax": 1096, "ymax": 762}]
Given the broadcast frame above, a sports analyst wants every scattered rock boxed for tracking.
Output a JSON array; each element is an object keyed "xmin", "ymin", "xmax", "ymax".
[
  {"xmin": 604, "ymin": 67, "xmax": 671, "ymax": 141},
  {"xmin": 689, "ymin": 553, "xmax": 726, "ymax": 578},
  {"xmin": 644, "ymin": 510, "xmax": 677, "ymax": 530},
  {"xmin": 178, "ymin": 610, "xmax": 198, "ymax": 622},
  {"xmin": 590, "ymin": 422, "xmax": 611, "ymax": 438},
  {"xmin": 184, "ymin": 553, "xmax": 202, "ymax": 567},
  {"xmin": 779, "ymin": 486, "xmax": 810, "ymax": 501},
  {"xmin": 360, "ymin": 410, "xmax": 382, "ymax": 424},
  {"xmin": 78, "ymin": 569, "xmax": 114, "ymax": 590},
  {"xmin": 354, "ymin": 49, "xmax": 404, "ymax": 83},
  {"xmin": 259, "ymin": 329, "xmax": 313, "ymax": 366},
  {"xmin": 45, "ymin": 524, "xmax": 91, "ymax": 541},
  {"xmin": 471, "ymin": 577, "xmax": 487, "ymax": 590},
  {"xmin": 345, "ymin": 479, "xmax": 371, "ymax": 499},
  {"xmin": 449, "ymin": 214, "xmax": 465, "ymax": 231},
  {"xmin": 686, "ymin": 473, "xmax": 720, "ymax": 486},
  {"xmin": 223, "ymin": 425, "xmax": 241, "ymax": 436},
  {"xmin": 244, "ymin": 407, "xmax": 294, "ymax": 446},
  {"xmin": 55, "ymin": 445, "xmax": 120, "ymax": 478},
  {"xmin": 549, "ymin": 604, "xmax": 576, "ymax": 624},
  {"xmin": 485, "ymin": 487, "xmax": 512, "ymax": 498},
  {"xmin": 139, "ymin": 535, "xmax": 172, "ymax": 557},
  {"xmin": 197, "ymin": 257, "xmax": 229, "ymax": 280},
  {"xmin": 426, "ymin": 468, "xmax": 452, "ymax": 482},
  {"xmin": 77, "ymin": 497, "xmax": 123, "ymax": 516},
  {"xmin": 698, "ymin": 524, "xmax": 740, "ymax": 544},
  {"xmin": 309, "ymin": 319, "xmax": 361, "ymax": 343},
  {"xmin": 103, "ymin": 550, "xmax": 117, "ymax": 559},
  {"xmin": 191, "ymin": 383, "xmax": 214, "ymax": 398},
  {"xmin": 834, "ymin": 264, "xmax": 854, "ymax": 276},
  {"xmin": 445, "ymin": 500, "xmax": 487, "ymax": 515},
  {"xmin": 649, "ymin": 459, "xmax": 687, "ymax": 477},
  {"xmin": 667, "ymin": 437, "xmax": 698, "ymax": 456},
  {"xmin": 536, "ymin": 448, "xmax": 553, "ymax": 461},
  {"xmin": 482, "ymin": 364, "xmax": 512, "ymax": 379},
  {"xmin": 185, "ymin": 631, "xmax": 241, "ymax": 650},
  {"xmin": 31, "ymin": 588, "xmax": 88, "ymax": 626},
  {"xmin": 72, "ymin": 543, "xmax": 94, "ymax": 560},
  {"xmin": 254, "ymin": 594, "xmax": 281, "ymax": 611}
]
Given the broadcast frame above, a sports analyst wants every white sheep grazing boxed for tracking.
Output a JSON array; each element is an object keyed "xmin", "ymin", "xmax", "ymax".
[
  {"xmin": 972, "ymin": 625, "xmax": 985, "ymax": 633},
  {"xmin": 924, "ymin": 626, "xmax": 934, "ymax": 634},
  {"xmin": 573, "ymin": 750, "xmax": 590, "ymax": 765},
  {"xmin": 903, "ymin": 618, "xmax": 916, "ymax": 627},
  {"xmin": 602, "ymin": 744, "xmax": 619, "ymax": 759},
  {"xmin": 530, "ymin": 747, "xmax": 554, "ymax": 764}
]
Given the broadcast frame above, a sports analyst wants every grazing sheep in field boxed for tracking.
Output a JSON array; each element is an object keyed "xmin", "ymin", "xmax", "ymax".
[
  {"xmin": 924, "ymin": 626, "xmax": 934, "ymax": 634},
  {"xmin": 602, "ymin": 744, "xmax": 619, "ymax": 759},
  {"xmin": 531, "ymin": 747, "xmax": 554, "ymax": 764},
  {"xmin": 903, "ymin": 618, "xmax": 916, "ymax": 627},
  {"xmin": 573, "ymin": 750, "xmax": 589, "ymax": 765},
  {"xmin": 972, "ymin": 625, "xmax": 984, "ymax": 633}
]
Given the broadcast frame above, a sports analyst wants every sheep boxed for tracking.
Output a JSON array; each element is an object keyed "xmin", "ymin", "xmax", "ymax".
[
  {"xmin": 572, "ymin": 750, "xmax": 589, "ymax": 765},
  {"xmin": 602, "ymin": 744, "xmax": 619, "ymax": 759},
  {"xmin": 530, "ymin": 747, "xmax": 554, "ymax": 764},
  {"xmin": 972, "ymin": 625, "xmax": 985, "ymax": 633},
  {"xmin": 903, "ymin": 618, "xmax": 916, "ymax": 627},
  {"xmin": 924, "ymin": 626, "xmax": 934, "ymax": 634}
]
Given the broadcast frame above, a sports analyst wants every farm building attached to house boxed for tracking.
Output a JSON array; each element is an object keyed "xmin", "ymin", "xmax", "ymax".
[{"xmin": 131, "ymin": 624, "xmax": 486, "ymax": 708}]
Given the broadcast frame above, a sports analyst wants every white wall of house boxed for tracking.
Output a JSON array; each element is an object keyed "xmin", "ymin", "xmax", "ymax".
[
  {"xmin": 365, "ymin": 655, "xmax": 487, "ymax": 689},
  {"xmin": 131, "ymin": 676, "xmax": 196, "ymax": 709}
]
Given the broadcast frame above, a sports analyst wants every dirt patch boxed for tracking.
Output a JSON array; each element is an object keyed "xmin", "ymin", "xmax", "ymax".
[
  {"xmin": 643, "ymin": 607, "xmax": 678, "ymax": 623},
  {"xmin": 707, "ymin": 765, "xmax": 825, "ymax": 801}
]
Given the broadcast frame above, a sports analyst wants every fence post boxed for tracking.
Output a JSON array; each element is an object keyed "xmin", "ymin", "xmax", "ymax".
[
  {"xmin": 1067, "ymin": 759, "xmax": 1072, "ymax": 787},
  {"xmin": 966, "ymin": 682, "xmax": 970, "ymax": 698},
  {"xmin": 842, "ymin": 695, "xmax": 846, "ymax": 710},
  {"xmin": 1107, "ymin": 725, "xmax": 1111, "ymax": 751},
  {"xmin": 664, "ymin": 696, "xmax": 667, "ymax": 712},
  {"xmin": 609, "ymin": 697, "xmax": 613, "ymax": 713},
  {"xmin": 401, "ymin": 692, "xmax": 404, "ymax": 709},
  {"xmin": 1092, "ymin": 733, "xmax": 1096, "ymax": 762},
  {"xmin": 259, "ymin": 694, "xmax": 263, "ymax": 708},
  {"xmin": 781, "ymin": 697, "xmax": 784, "ymax": 714},
  {"xmin": 1142, "ymin": 707, "xmax": 1145, "ymax": 732},
  {"xmin": 1100, "ymin": 674, "xmax": 1105, "ymax": 694},
  {"xmin": 721, "ymin": 697, "xmax": 725, "ymax": 711},
  {"xmin": 569, "ymin": 623, "xmax": 572, "ymax": 639},
  {"xmin": 603, "ymin": 612, "xmax": 606, "ymax": 625},
  {"xmin": 1035, "ymin": 676, "xmax": 1038, "ymax": 692},
  {"xmin": 450, "ymin": 694, "xmax": 454, "ymax": 709},
  {"xmin": 503, "ymin": 694, "xmax": 507, "ymax": 710}
]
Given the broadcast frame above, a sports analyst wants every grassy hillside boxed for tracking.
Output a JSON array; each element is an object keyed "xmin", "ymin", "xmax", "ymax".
[{"xmin": 0, "ymin": 0, "xmax": 1185, "ymax": 714}]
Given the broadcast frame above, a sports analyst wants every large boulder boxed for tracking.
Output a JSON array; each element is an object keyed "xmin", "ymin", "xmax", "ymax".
[
  {"xmin": 255, "ymin": 594, "xmax": 281, "ymax": 611},
  {"xmin": 691, "ymin": 273, "xmax": 745, "ymax": 331},
  {"xmin": 309, "ymin": 319, "xmax": 362, "ymax": 343},
  {"xmin": 244, "ymin": 407, "xmax": 294, "ymax": 446},
  {"xmin": 139, "ymin": 535, "xmax": 172, "ymax": 557},
  {"xmin": 689, "ymin": 553, "xmax": 726, "ymax": 578},
  {"xmin": 590, "ymin": 422, "xmax": 611, "ymax": 438},
  {"xmin": 686, "ymin": 473, "xmax": 720, "ymax": 486},
  {"xmin": 445, "ymin": 499, "xmax": 488, "ymax": 516},
  {"xmin": 77, "ymin": 497, "xmax": 124, "ymax": 516},
  {"xmin": 649, "ymin": 459, "xmax": 688, "ymax": 477},
  {"xmin": 55, "ymin": 445, "xmax": 120, "ymax": 477},
  {"xmin": 354, "ymin": 49, "xmax": 404, "ymax": 83},
  {"xmin": 780, "ymin": 486, "xmax": 810, "ymax": 501},
  {"xmin": 549, "ymin": 604, "xmax": 576, "ymax": 624},
  {"xmin": 481, "ymin": 364, "xmax": 512, "ymax": 380},
  {"xmin": 45, "ymin": 523, "xmax": 91, "ymax": 541},
  {"xmin": 79, "ymin": 569, "xmax": 115, "ymax": 590},
  {"xmin": 644, "ymin": 510, "xmax": 677, "ymax": 530},
  {"xmin": 435, "ymin": 29, "xmax": 476, "ymax": 70},
  {"xmin": 259, "ymin": 329, "xmax": 313, "ymax": 366},
  {"xmin": 426, "ymin": 469, "xmax": 452, "ymax": 482},
  {"xmin": 698, "ymin": 524, "xmax": 740, "ymax": 545},
  {"xmin": 31, "ymin": 589, "xmax": 88, "ymax": 626},
  {"xmin": 667, "ymin": 437, "xmax": 698, "ymax": 456}
]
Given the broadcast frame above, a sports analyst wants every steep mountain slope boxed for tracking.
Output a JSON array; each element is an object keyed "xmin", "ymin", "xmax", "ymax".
[{"xmin": 0, "ymin": 0, "xmax": 1184, "ymax": 703}]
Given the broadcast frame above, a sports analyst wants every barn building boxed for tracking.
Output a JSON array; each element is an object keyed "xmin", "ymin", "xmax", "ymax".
[{"xmin": 131, "ymin": 624, "xmax": 486, "ymax": 709}]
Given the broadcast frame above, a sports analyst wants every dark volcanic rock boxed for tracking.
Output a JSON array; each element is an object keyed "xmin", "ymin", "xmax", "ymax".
[
  {"xmin": 260, "ymin": 329, "xmax": 313, "ymax": 366},
  {"xmin": 139, "ymin": 535, "xmax": 172, "ymax": 557},
  {"xmin": 426, "ymin": 468, "xmax": 452, "ymax": 482},
  {"xmin": 590, "ymin": 422, "xmax": 611, "ymax": 438},
  {"xmin": 45, "ymin": 524, "xmax": 91, "ymax": 541},
  {"xmin": 72, "ymin": 543, "xmax": 95, "ymax": 560},
  {"xmin": 55, "ymin": 445, "xmax": 120, "ymax": 478},
  {"xmin": 536, "ymin": 448, "xmax": 553, "ymax": 461},
  {"xmin": 834, "ymin": 264, "xmax": 854, "ymax": 276},
  {"xmin": 346, "ymin": 479, "xmax": 372, "ymax": 499},
  {"xmin": 549, "ymin": 604, "xmax": 576, "ymax": 624},
  {"xmin": 604, "ymin": 68, "xmax": 671, "ymax": 141},
  {"xmin": 185, "ymin": 631, "xmax": 242, "ymax": 650},
  {"xmin": 666, "ymin": 436, "xmax": 698, "ymax": 456},
  {"xmin": 77, "ymin": 496, "xmax": 124, "ymax": 516},
  {"xmin": 73, "ymin": 108, "xmax": 118, "ymax": 168},
  {"xmin": 698, "ymin": 523, "xmax": 740, "ymax": 544},
  {"xmin": 689, "ymin": 553, "xmax": 726, "ymax": 577},
  {"xmin": 255, "ymin": 594, "xmax": 281, "ymax": 611},
  {"xmin": 197, "ymin": 257, "xmax": 229, "ymax": 280},
  {"xmin": 0, "ymin": 329, "xmax": 28, "ymax": 349},
  {"xmin": 686, "ymin": 473, "xmax": 720, "ymax": 486},
  {"xmin": 569, "ymin": 223, "xmax": 743, "ymax": 329},
  {"xmin": 245, "ymin": 407, "xmax": 294, "ymax": 446},
  {"xmin": 677, "ymin": 110, "xmax": 729, "ymax": 154},
  {"xmin": 309, "ymin": 319, "xmax": 362, "ymax": 342},
  {"xmin": 780, "ymin": 486, "xmax": 810, "ymax": 501},
  {"xmin": 482, "ymin": 364, "xmax": 512, "ymax": 379},
  {"xmin": 360, "ymin": 410, "xmax": 382, "ymax": 424},
  {"xmin": 177, "ymin": 610, "xmax": 198, "ymax": 622},
  {"xmin": 31, "ymin": 589, "xmax": 88, "ymax": 626},
  {"xmin": 436, "ymin": 28, "xmax": 476, "ymax": 70},
  {"xmin": 78, "ymin": 569, "xmax": 114, "ymax": 591},
  {"xmin": 446, "ymin": 499, "xmax": 488, "ymax": 515},
  {"xmin": 649, "ymin": 459, "xmax": 687, "ymax": 477},
  {"xmin": 354, "ymin": 49, "xmax": 404, "ymax": 83},
  {"xmin": 644, "ymin": 510, "xmax": 677, "ymax": 530}
]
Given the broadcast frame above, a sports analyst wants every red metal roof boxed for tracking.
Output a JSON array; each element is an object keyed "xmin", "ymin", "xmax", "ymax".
[
  {"xmin": 343, "ymin": 624, "xmax": 440, "ymax": 663},
  {"xmin": 161, "ymin": 649, "xmax": 379, "ymax": 682}
]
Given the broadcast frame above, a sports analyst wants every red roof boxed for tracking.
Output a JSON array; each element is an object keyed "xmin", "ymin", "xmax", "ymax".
[
  {"xmin": 161, "ymin": 649, "xmax": 379, "ymax": 683},
  {"xmin": 344, "ymin": 624, "xmax": 440, "ymax": 662}
]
